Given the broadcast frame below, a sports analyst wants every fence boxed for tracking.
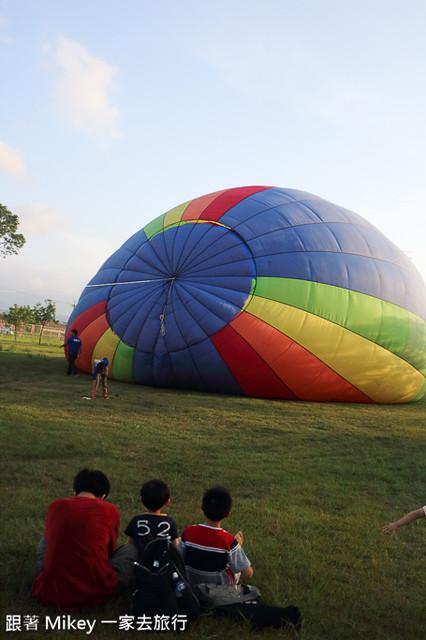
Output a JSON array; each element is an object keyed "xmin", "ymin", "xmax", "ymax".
[{"xmin": 0, "ymin": 322, "xmax": 66, "ymax": 339}]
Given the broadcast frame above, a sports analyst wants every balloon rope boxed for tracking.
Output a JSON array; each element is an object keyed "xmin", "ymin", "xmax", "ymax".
[
  {"xmin": 86, "ymin": 276, "xmax": 176, "ymax": 337},
  {"xmin": 160, "ymin": 277, "xmax": 176, "ymax": 337},
  {"xmin": 86, "ymin": 278, "xmax": 169, "ymax": 287}
]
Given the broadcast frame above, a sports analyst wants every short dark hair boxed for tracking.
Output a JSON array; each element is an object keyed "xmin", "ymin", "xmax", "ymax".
[
  {"xmin": 73, "ymin": 468, "xmax": 110, "ymax": 498},
  {"xmin": 202, "ymin": 486, "xmax": 232, "ymax": 521},
  {"xmin": 71, "ymin": 329, "xmax": 78, "ymax": 335},
  {"xmin": 140, "ymin": 479, "xmax": 170, "ymax": 511}
]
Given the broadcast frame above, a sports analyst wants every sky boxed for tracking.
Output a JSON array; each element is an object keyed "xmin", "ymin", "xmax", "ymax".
[{"xmin": 1, "ymin": 0, "xmax": 425, "ymax": 322}]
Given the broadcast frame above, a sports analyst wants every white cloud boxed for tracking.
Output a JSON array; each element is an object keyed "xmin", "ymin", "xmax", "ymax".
[
  {"xmin": 60, "ymin": 231, "xmax": 114, "ymax": 268},
  {"xmin": 0, "ymin": 141, "xmax": 25, "ymax": 175},
  {"xmin": 14, "ymin": 203, "xmax": 70, "ymax": 236},
  {"xmin": 49, "ymin": 36, "xmax": 121, "ymax": 139},
  {"xmin": 0, "ymin": 13, "xmax": 14, "ymax": 47},
  {"xmin": 0, "ymin": 230, "xmax": 116, "ymax": 320}
]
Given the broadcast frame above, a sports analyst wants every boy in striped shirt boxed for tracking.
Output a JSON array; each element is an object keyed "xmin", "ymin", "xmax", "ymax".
[{"xmin": 178, "ymin": 486, "xmax": 253, "ymax": 586}]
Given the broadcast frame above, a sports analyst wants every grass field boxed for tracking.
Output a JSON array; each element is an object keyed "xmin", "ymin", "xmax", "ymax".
[{"xmin": 1, "ymin": 335, "xmax": 425, "ymax": 639}]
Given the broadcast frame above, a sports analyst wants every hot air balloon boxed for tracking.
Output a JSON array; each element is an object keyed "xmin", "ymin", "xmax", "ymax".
[{"xmin": 66, "ymin": 186, "xmax": 425, "ymax": 403}]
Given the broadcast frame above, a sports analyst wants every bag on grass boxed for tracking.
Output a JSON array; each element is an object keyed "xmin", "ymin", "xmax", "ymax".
[
  {"xmin": 132, "ymin": 538, "xmax": 200, "ymax": 625},
  {"xmin": 193, "ymin": 582, "xmax": 301, "ymax": 631},
  {"xmin": 213, "ymin": 602, "xmax": 302, "ymax": 631},
  {"xmin": 193, "ymin": 582, "xmax": 262, "ymax": 608}
]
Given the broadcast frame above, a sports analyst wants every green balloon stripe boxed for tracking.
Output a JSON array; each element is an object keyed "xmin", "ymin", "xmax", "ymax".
[
  {"xmin": 254, "ymin": 277, "xmax": 425, "ymax": 374},
  {"xmin": 112, "ymin": 340, "xmax": 135, "ymax": 382},
  {"xmin": 143, "ymin": 213, "xmax": 166, "ymax": 240},
  {"xmin": 143, "ymin": 201, "xmax": 194, "ymax": 240}
]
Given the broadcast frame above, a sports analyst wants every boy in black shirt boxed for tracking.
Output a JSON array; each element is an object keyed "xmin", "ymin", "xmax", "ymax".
[{"xmin": 125, "ymin": 479, "xmax": 179, "ymax": 562}]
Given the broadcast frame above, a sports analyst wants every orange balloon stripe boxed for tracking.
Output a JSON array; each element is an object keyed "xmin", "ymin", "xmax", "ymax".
[
  {"xmin": 68, "ymin": 300, "xmax": 107, "ymax": 337},
  {"xmin": 229, "ymin": 311, "xmax": 373, "ymax": 402},
  {"xmin": 181, "ymin": 190, "xmax": 227, "ymax": 221},
  {"xmin": 78, "ymin": 314, "xmax": 110, "ymax": 374}
]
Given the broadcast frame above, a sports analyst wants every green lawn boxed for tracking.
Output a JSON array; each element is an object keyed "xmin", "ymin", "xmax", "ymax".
[{"xmin": 1, "ymin": 335, "xmax": 425, "ymax": 639}]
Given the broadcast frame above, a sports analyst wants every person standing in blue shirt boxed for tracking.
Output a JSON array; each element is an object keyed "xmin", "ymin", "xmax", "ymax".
[{"xmin": 60, "ymin": 329, "xmax": 82, "ymax": 377}]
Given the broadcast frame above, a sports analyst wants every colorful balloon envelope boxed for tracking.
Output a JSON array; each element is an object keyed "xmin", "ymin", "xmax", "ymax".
[{"xmin": 67, "ymin": 186, "xmax": 426, "ymax": 403}]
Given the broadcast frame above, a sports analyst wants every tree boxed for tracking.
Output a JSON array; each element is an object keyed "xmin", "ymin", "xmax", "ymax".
[
  {"xmin": 3, "ymin": 304, "xmax": 33, "ymax": 341},
  {"xmin": 33, "ymin": 299, "xmax": 57, "ymax": 344},
  {"xmin": 0, "ymin": 203, "xmax": 26, "ymax": 257}
]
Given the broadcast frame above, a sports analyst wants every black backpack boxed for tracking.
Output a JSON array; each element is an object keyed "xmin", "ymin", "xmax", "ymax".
[{"xmin": 132, "ymin": 538, "xmax": 200, "ymax": 627}]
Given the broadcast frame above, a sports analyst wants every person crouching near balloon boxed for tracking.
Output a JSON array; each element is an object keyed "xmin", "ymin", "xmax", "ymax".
[{"xmin": 91, "ymin": 358, "xmax": 109, "ymax": 399}]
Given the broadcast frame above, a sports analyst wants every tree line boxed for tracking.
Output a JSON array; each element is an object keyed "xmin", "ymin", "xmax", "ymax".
[
  {"xmin": 2, "ymin": 300, "xmax": 58, "ymax": 344},
  {"xmin": 1, "ymin": 203, "xmax": 25, "ymax": 257},
  {"xmin": 1, "ymin": 204, "xmax": 59, "ymax": 343}
]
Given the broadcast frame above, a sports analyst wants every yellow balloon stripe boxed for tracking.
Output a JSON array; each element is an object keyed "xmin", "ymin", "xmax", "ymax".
[
  {"xmin": 92, "ymin": 328, "xmax": 121, "ymax": 379},
  {"xmin": 246, "ymin": 296, "xmax": 424, "ymax": 403},
  {"xmin": 163, "ymin": 201, "xmax": 191, "ymax": 228},
  {"xmin": 254, "ymin": 277, "xmax": 425, "ymax": 373}
]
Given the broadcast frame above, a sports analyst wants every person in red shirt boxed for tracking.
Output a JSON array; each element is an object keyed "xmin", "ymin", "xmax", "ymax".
[{"xmin": 32, "ymin": 469, "xmax": 137, "ymax": 612}]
